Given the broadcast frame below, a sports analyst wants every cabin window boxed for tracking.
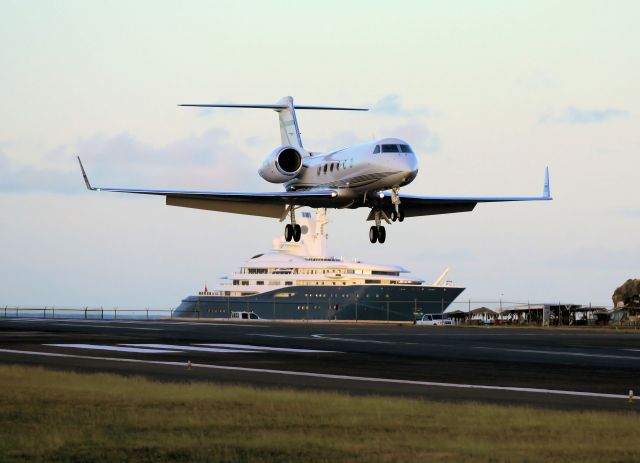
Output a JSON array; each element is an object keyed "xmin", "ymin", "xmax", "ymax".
[
  {"xmin": 317, "ymin": 166, "xmax": 321, "ymax": 175},
  {"xmin": 373, "ymin": 145, "xmax": 380, "ymax": 154},
  {"xmin": 336, "ymin": 162, "xmax": 340, "ymax": 171},
  {"xmin": 330, "ymin": 163, "xmax": 334, "ymax": 172},
  {"xmin": 400, "ymin": 144, "xmax": 414, "ymax": 153},
  {"xmin": 323, "ymin": 164, "xmax": 328, "ymax": 173},
  {"xmin": 382, "ymin": 144, "xmax": 399, "ymax": 153}
]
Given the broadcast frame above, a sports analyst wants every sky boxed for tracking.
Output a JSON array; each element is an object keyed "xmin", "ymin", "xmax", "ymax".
[{"xmin": 1, "ymin": 0, "xmax": 638, "ymax": 308}]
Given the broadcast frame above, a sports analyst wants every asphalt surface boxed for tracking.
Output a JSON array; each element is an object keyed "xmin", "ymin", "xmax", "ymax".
[{"xmin": 1, "ymin": 317, "xmax": 640, "ymax": 411}]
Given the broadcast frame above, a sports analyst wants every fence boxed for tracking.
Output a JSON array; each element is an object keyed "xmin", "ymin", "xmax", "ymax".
[{"xmin": 1, "ymin": 299, "xmax": 622, "ymax": 326}]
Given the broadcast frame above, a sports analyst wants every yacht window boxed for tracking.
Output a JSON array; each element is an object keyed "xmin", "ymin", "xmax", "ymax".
[
  {"xmin": 381, "ymin": 144, "xmax": 400, "ymax": 153},
  {"xmin": 400, "ymin": 144, "xmax": 414, "ymax": 153},
  {"xmin": 373, "ymin": 145, "xmax": 380, "ymax": 154},
  {"xmin": 256, "ymin": 281, "xmax": 264, "ymax": 285}
]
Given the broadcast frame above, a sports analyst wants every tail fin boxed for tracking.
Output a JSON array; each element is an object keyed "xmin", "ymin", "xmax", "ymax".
[
  {"xmin": 179, "ymin": 96, "xmax": 368, "ymax": 151},
  {"xmin": 275, "ymin": 96, "xmax": 303, "ymax": 148}
]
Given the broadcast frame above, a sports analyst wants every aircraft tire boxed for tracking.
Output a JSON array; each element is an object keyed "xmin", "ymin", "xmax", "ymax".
[
  {"xmin": 378, "ymin": 226, "xmax": 386, "ymax": 243},
  {"xmin": 369, "ymin": 226, "xmax": 378, "ymax": 243},
  {"xmin": 390, "ymin": 210, "xmax": 398, "ymax": 222},
  {"xmin": 398, "ymin": 210, "xmax": 405, "ymax": 222},
  {"xmin": 293, "ymin": 224, "xmax": 302, "ymax": 242},
  {"xmin": 285, "ymin": 224, "xmax": 294, "ymax": 242}
]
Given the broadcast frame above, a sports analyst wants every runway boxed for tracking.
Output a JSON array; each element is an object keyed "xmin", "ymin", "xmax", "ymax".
[{"xmin": 1, "ymin": 318, "xmax": 639, "ymax": 411}]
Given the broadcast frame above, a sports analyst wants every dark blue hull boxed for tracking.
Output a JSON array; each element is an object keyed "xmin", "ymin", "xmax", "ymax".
[{"xmin": 174, "ymin": 284, "xmax": 465, "ymax": 321}]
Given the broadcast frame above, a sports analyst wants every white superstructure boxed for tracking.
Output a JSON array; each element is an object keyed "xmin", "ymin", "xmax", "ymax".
[{"xmin": 199, "ymin": 209, "xmax": 458, "ymax": 297}]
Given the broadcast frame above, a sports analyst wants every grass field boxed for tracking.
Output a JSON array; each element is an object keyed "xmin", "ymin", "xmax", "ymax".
[{"xmin": 1, "ymin": 365, "xmax": 638, "ymax": 463}]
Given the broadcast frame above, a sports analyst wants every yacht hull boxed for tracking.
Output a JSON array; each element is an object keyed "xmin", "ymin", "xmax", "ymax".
[{"xmin": 174, "ymin": 284, "xmax": 465, "ymax": 321}]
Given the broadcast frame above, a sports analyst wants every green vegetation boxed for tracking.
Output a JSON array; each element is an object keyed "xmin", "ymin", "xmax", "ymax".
[{"xmin": 1, "ymin": 365, "xmax": 638, "ymax": 463}]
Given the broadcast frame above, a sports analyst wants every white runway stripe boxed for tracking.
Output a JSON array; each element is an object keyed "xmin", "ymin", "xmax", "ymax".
[
  {"xmin": 0, "ymin": 348, "xmax": 629, "ymax": 401},
  {"xmin": 54, "ymin": 323, "xmax": 162, "ymax": 331},
  {"xmin": 197, "ymin": 343, "xmax": 338, "ymax": 353},
  {"xmin": 474, "ymin": 346, "xmax": 640, "ymax": 360},
  {"xmin": 45, "ymin": 344, "xmax": 183, "ymax": 354},
  {"xmin": 121, "ymin": 344, "xmax": 262, "ymax": 353}
]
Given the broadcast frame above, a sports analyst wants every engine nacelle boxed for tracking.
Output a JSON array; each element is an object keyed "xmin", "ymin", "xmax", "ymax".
[{"xmin": 258, "ymin": 146, "xmax": 303, "ymax": 183}]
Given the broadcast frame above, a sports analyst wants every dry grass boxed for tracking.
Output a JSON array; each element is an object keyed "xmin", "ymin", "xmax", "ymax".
[{"xmin": 0, "ymin": 365, "xmax": 638, "ymax": 462}]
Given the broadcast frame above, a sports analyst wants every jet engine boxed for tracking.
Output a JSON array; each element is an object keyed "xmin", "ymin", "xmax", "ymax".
[{"xmin": 258, "ymin": 146, "xmax": 303, "ymax": 183}]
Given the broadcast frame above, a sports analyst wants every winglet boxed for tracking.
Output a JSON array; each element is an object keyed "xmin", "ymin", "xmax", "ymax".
[
  {"xmin": 543, "ymin": 166, "xmax": 551, "ymax": 199},
  {"xmin": 77, "ymin": 156, "xmax": 96, "ymax": 191}
]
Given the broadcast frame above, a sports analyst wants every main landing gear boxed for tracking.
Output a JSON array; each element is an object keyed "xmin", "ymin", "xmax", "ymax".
[
  {"xmin": 283, "ymin": 205, "xmax": 301, "ymax": 242},
  {"xmin": 284, "ymin": 223, "xmax": 301, "ymax": 242},
  {"xmin": 369, "ymin": 208, "xmax": 390, "ymax": 244},
  {"xmin": 369, "ymin": 225, "xmax": 386, "ymax": 243},
  {"xmin": 368, "ymin": 187, "xmax": 404, "ymax": 244}
]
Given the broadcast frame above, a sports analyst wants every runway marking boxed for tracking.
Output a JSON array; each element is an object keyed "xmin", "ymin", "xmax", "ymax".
[
  {"xmin": 0, "ymin": 348, "xmax": 630, "ymax": 401},
  {"xmin": 54, "ymin": 323, "xmax": 162, "ymax": 331},
  {"xmin": 474, "ymin": 347, "xmax": 640, "ymax": 360},
  {"xmin": 310, "ymin": 334, "xmax": 422, "ymax": 345},
  {"xmin": 45, "ymin": 344, "xmax": 183, "ymax": 354},
  {"xmin": 121, "ymin": 344, "xmax": 263, "ymax": 353},
  {"xmin": 162, "ymin": 321, "xmax": 267, "ymax": 327},
  {"xmin": 253, "ymin": 334, "xmax": 312, "ymax": 340},
  {"xmin": 197, "ymin": 343, "xmax": 338, "ymax": 353}
]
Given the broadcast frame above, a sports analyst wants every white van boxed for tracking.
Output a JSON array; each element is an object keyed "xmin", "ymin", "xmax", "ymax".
[
  {"xmin": 416, "ymin": 313, "xmax": 454, "ymax": 326},
  {"xmin": 230, "ymin": 311, "xmax": 261, "ymax": 320}
]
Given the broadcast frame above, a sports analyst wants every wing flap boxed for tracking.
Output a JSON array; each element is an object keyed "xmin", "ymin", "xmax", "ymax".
[{"xmin": 166, "ymin": 196, "xmax": 286, "ymax": 218}]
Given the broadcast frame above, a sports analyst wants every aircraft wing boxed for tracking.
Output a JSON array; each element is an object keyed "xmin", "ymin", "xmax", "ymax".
[
  {"xmin": 77, "ymin": 157, "xmax": 337, "ymax": 218},
  {"xmin": 370, "ymin": 168, "xmax": 552, "ymax": 219}
]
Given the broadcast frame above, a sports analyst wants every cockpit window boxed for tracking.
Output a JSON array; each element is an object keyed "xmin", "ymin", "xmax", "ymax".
[
  {"xmin": 373, "ymin": 145, "xmax": 380, "ymax": 154},
  {"xmin": 381, "ymin": 144, "xmax": 400, "ymax": 153},
  {"xmin": 400, "ymin": 144, "xmax": 414, "ymax": 153}
]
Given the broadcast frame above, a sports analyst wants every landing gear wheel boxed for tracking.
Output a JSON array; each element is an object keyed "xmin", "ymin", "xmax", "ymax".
[
  {"xmin": 398, "ymin": 210, "xmax": 405, "ymax": 222},
  {"xmin": 284, "ymin": 224, "xmax": 294, "ymax": 242},
  {"xmin": 390, "ymin": 210, "xmax": 398, "ymax": 222},
  {"xmin": 293, "ymin": 224, "xmax": 302, "ymax": 242},
  {"xmin": 378, "ymin": 226, "xmax": 386, "ymax": 243},
  {"xmin": 369, "ymin": 226, "xmax": 378, "ymax": 243}
]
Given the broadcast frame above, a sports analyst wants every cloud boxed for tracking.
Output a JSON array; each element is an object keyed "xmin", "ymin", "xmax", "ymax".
[
  {"xmin": 371, "ymin": 94, "xmax": 430, "ymax": 117},
  {"xmin": 516, "ymin": 72, "xmax": 557, "ymax": 90},
  {"xmin": 540, "ymin": 106, "xmax": 629, "ymax": 125},
  {"xmin": 392, "ymin": 123, "xmax": 440, "ymax": 154},
  {"xmin": 614, "ymin": 208, "xmax": 640, "ymax": 219},
  {"xmin": 1, "ymin": 129, "xmax": 264, "ymax": 194},
  {"xmin": 0, "ymin": 150, "xmax": 79, "ymax": 193}
]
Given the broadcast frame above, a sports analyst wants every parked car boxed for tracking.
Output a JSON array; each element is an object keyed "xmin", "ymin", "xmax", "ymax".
[{"xmin": 416, "ymin": 313, "xmax": 454, "ymax": 326}]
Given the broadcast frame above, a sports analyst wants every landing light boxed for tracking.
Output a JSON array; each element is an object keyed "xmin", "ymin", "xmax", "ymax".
[{"xmin": 378, "ymin": 192, "xmax": 384, "ymax": 199}]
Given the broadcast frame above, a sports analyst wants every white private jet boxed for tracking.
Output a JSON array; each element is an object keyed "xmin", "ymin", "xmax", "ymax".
[{"xmin": 78, "ymin": 96, "xmax": 551, "ymax": 244}]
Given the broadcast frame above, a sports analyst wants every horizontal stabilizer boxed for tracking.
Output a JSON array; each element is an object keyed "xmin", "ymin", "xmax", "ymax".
[{"xmin": 179, "ymin": 103, "xmax": 368, "ymax": 111}]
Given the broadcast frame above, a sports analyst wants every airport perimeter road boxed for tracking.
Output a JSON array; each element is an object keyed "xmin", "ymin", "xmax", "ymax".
[{"xmin": 1, "ymin": 318, "xmax": 640, "ymax": 411}]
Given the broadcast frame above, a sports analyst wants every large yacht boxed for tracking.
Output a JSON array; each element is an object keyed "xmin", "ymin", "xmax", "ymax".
[{"xmin": 174, "ymin": 210, "xmax": 465, "ymax": 321}]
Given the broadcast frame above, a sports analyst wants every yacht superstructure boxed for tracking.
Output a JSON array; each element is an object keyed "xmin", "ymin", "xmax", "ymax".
[{"xmin": 174, "ymin": 210, "xmax": 464, "ymax": 321}]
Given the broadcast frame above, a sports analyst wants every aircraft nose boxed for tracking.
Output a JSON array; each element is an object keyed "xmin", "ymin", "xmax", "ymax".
[{"xmin": 399, "ymin": 153, "xmax": 419, "ymax": 184}]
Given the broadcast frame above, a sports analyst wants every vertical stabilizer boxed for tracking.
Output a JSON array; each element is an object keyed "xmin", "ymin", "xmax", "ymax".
[{"xmin": 275, "ymin": 96, "xmax": 303, "ymax": 149}]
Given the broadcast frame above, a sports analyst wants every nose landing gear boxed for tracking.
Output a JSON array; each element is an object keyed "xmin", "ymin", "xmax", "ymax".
[
  {"xmin": 390, "ymin": 186, "xmax": 404, "ymax": 222},
  {"xmin": 389, "ymin": 209, "xmax": 405, "ymax": 222}
]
